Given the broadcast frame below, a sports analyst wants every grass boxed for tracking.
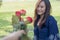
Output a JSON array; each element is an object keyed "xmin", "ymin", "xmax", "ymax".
[{"xmin": 0, "ymin": 0, "xmax": 60, "ymax": 40}]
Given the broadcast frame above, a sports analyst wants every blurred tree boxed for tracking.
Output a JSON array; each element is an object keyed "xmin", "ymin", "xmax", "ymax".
[{"xmin": 0, "ymin": 0, "xmax": 2, "ymax": 7}]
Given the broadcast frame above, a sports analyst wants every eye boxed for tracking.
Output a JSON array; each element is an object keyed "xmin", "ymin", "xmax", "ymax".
[
  {"xmin": 41, "ymin": 6, "xmax": 44, "ymax": 8},
  {"xmin": 38, "ymin": 5, "xmax": 44, "ymax": 8}
]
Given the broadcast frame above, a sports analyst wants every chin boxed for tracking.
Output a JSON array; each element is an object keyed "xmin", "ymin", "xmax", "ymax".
[{"xmin": 38, "ymin": 14, "xmax": 43, "ymax": 15}]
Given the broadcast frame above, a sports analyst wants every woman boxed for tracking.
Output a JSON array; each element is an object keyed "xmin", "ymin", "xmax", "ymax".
[{"xmin": 34, "ymin": 0, "xmax": 59, "ymax": 40}]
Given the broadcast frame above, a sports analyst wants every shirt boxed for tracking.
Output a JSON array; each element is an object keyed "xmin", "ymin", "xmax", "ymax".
[{"xmin": 34, "ymin": 15, "xmax": 59, "ymax": 40}]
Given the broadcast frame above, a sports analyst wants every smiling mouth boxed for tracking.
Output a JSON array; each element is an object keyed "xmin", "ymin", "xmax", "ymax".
[{"xmin": 37, "ymin": 11, "xmax": 42, "ymax": 13}]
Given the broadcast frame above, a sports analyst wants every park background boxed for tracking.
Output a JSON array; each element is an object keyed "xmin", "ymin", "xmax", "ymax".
[{"xmin": 0, "ymin": 0, "xmax": 60, "ymax": 40}]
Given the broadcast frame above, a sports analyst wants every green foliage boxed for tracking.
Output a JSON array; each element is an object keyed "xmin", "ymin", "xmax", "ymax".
[
  {"xmin": 12, "ymin": 15, "xmax": 19, "ymax": 25},
  {"xmin": 0, "ymin": 0, "xmax": 2, "ymax": 7}
]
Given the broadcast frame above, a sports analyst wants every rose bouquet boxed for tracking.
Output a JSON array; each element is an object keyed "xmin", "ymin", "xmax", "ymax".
[{"xmin": 12, "ymin": 9, "xmax": 33, "ymax": 40}]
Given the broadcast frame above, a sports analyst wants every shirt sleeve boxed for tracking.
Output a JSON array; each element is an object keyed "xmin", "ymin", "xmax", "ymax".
[{"xmin": 48, "ymin": 16, "xmax": 59, "ymax": 40}]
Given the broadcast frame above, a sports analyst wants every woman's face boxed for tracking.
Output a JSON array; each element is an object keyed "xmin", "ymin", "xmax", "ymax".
[{"xmin": 37, "ymin": 1, "xmax": 46, "ymax": 15}]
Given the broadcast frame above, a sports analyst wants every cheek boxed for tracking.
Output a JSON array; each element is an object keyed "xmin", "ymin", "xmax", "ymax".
[
  {"xmin": 37, "ymin": 7, "xmax": 40, "ymax": 11},
  {"xmin": 42, "ymin": 7, "xmax": 46, "ymax": 13}
]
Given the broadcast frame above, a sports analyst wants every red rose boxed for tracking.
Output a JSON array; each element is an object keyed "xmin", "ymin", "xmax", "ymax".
[
  {"xmin": 15, "ymin": 9, "xmax": 26, "ymax": 17},
  {"xmin": 26, "ymin": 17, "xmax": 33, "ymax": 23},
  {"xmin": 20, "ymin": 9, "xmax": 26, "ymax": 16},
  {"xmin": 15, "ymin": 11, "xmax": 21, "ymax": 17}
]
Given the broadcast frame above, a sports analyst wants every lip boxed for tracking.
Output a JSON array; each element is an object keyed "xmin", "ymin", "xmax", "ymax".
[{"xmin": 37, "ymin": 10, "xmax": 43, "ymax": 13}]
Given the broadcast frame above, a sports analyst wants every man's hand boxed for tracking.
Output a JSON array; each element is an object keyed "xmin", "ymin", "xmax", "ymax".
[{"xmin": 2, "ymin": 30, "xmax": 26, "ymax": 40}]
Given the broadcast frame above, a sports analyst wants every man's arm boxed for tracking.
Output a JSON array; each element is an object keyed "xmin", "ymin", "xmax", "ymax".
[{"xmin": 2, "ymin": 30, "xmax": 26, "ymax": 40}]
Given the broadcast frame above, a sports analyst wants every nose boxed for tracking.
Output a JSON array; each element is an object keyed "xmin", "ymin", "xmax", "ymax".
[{"xmin": 37, "ymin": 7, "xmax": 41, "ymax": 11}]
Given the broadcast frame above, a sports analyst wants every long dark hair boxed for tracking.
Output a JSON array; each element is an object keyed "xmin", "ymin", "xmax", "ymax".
[{"xmin": 34, "ymin": 0, "xmax": 51, "ymax": 27}]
